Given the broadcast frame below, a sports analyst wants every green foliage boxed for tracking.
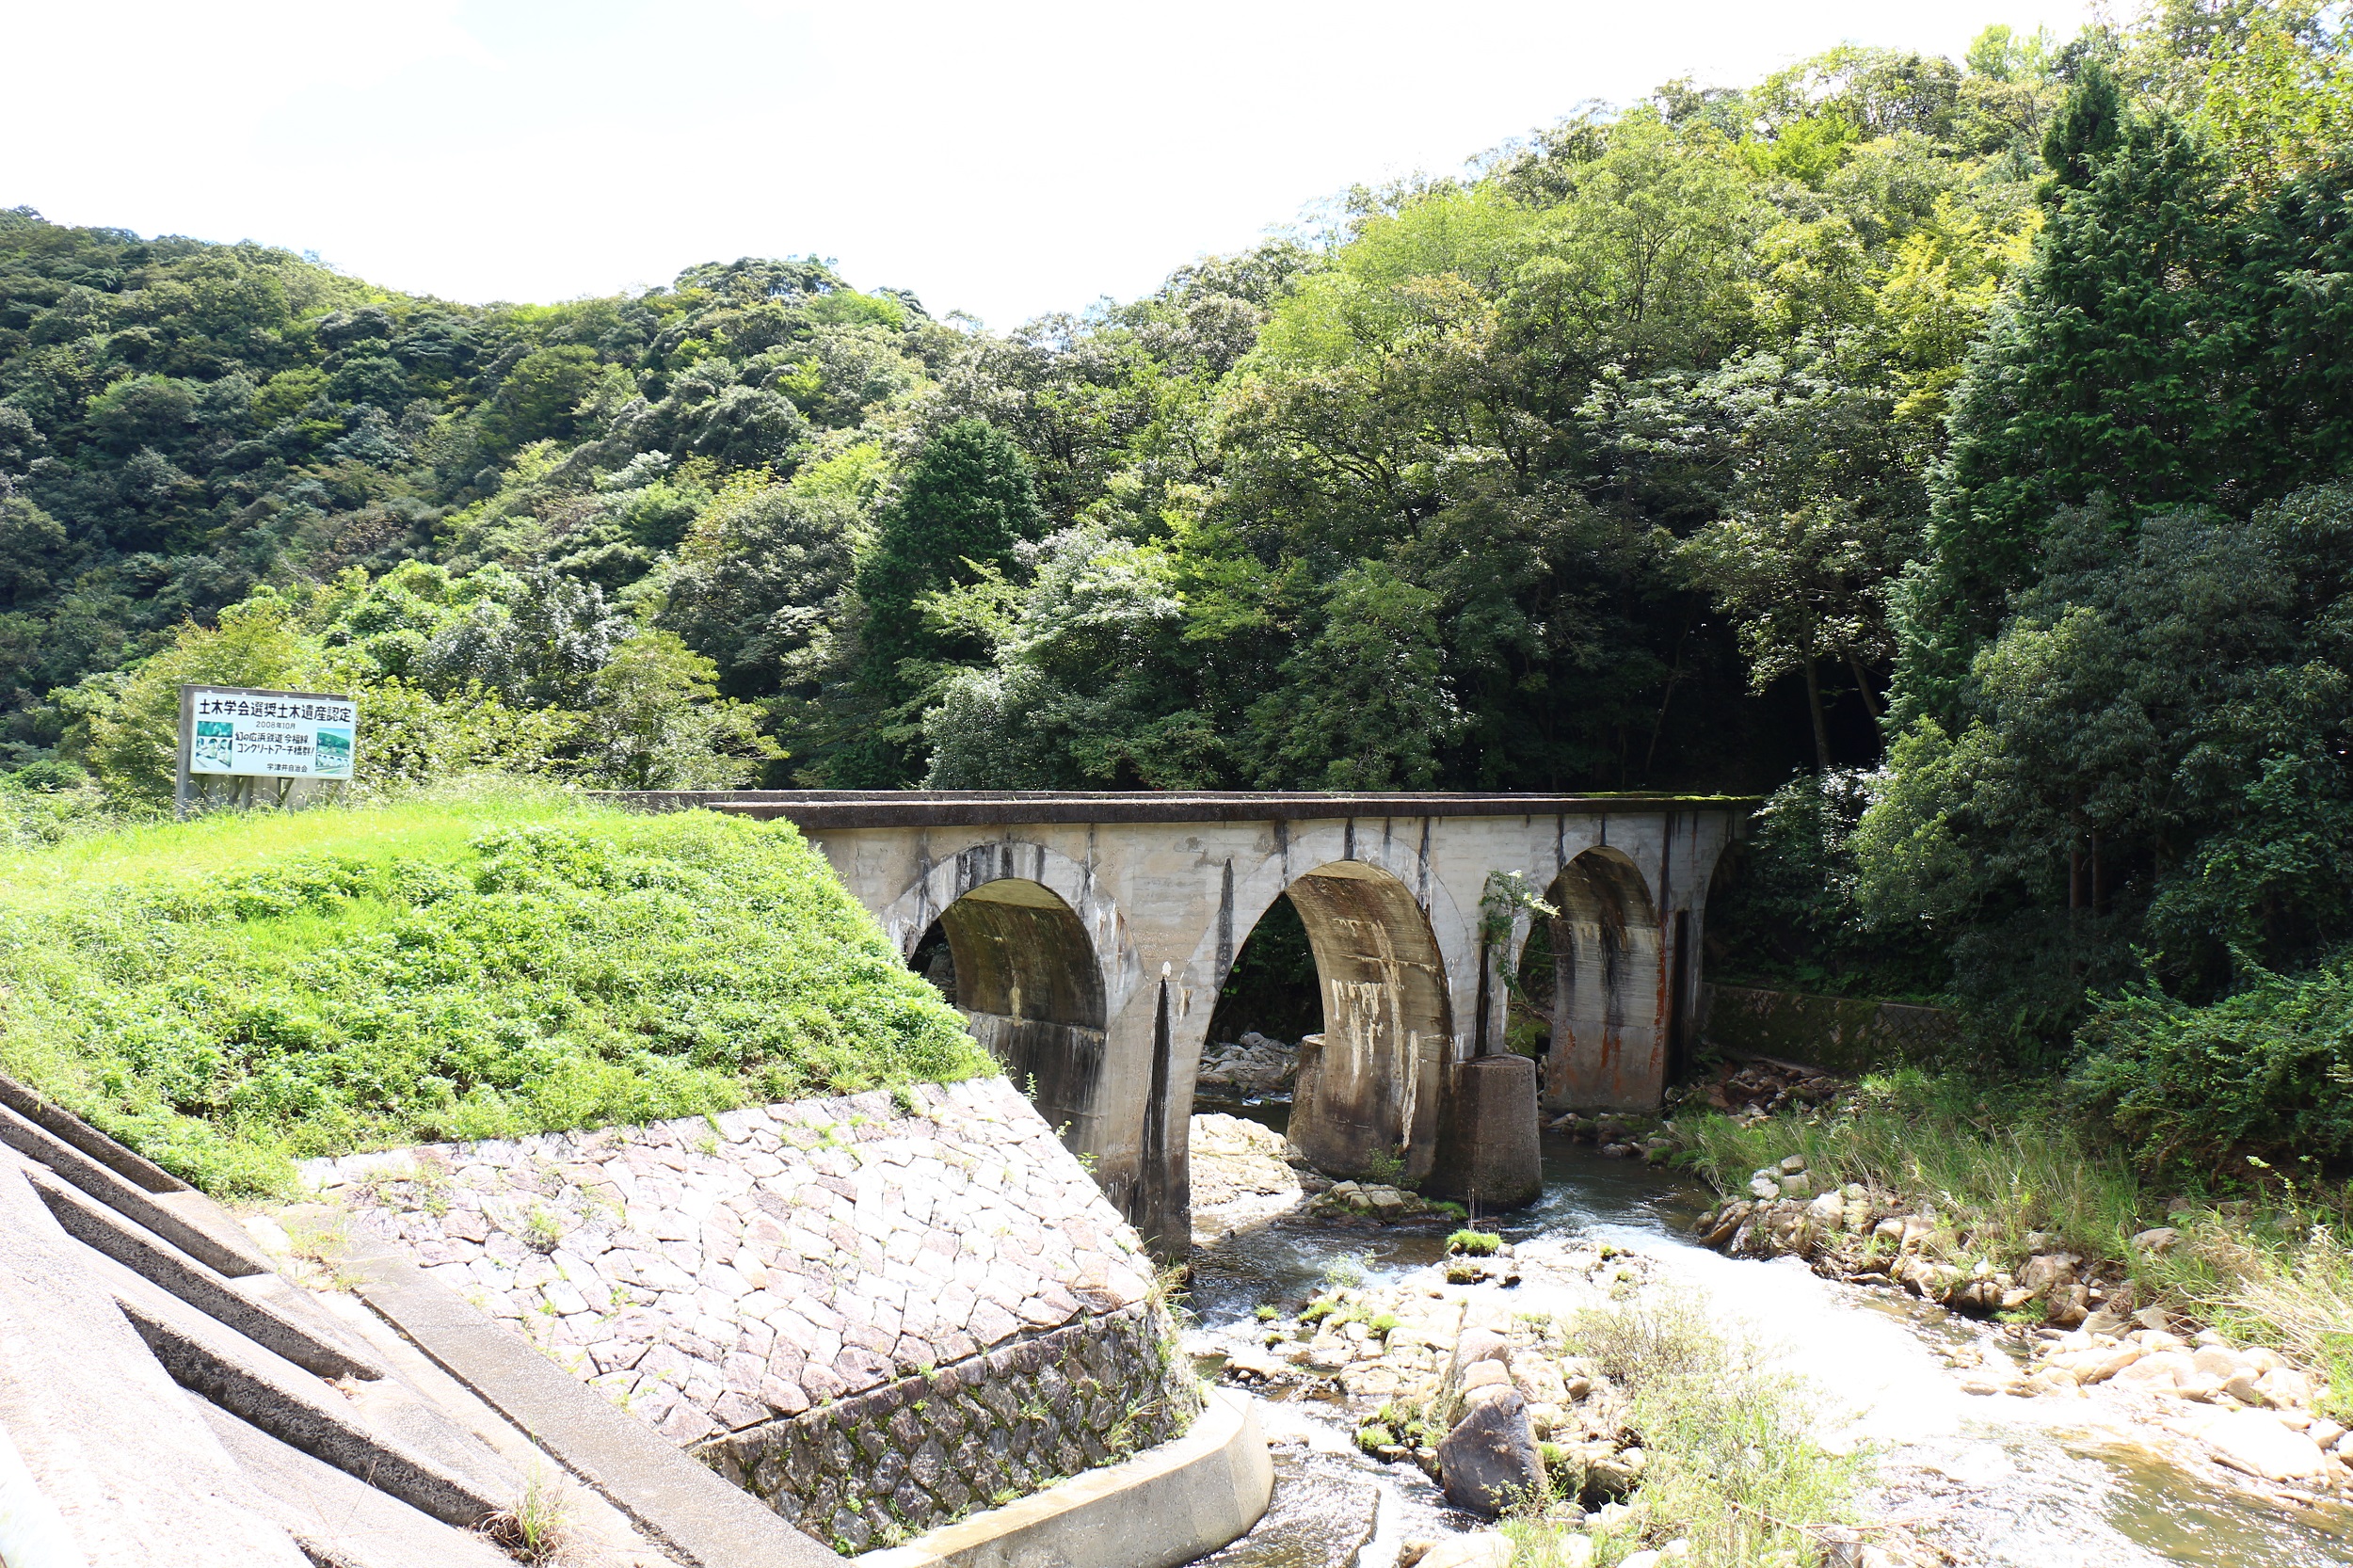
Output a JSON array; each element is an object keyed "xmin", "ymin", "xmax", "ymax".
[
  {"xmin": 1907, "ymin": 82, "xmax": 2353, "ymax": 721},
  {"xmin": 1448, "ymin": 1229, "xmax": 1503, "ymax": 1256},
  {"xmin": 1706, "ymin": 771, "xmax": 1946, "ymax": 999},
  {"xmin": 571, "ymin": 630, "xmax": 780, "ymax": 790},
  {"xmin": 2073, "ymin": 956, "xmax": 2353, "ymax": 1180},
  {"xmin": 840, "ymin": 418, "xmax": 1047, "ymax": 784},
  {"xmin": 1857, "ymin": 488, "xmax": 2353, "ymax": 1049},
  {"xmin": 0, "ymin": 788, "xmax": 988, "ymax": 1195},
  {"xmin": 1674, "ymin": 1069, "xmax": 2146, "ymax": 1262}
]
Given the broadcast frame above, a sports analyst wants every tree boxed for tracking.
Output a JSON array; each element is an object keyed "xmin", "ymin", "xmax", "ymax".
[
  {"xmin": 477, "ymin": 345, "xmax": 603, "ymax": 456},
  {"xmin": 835, "ymin": 419, "xmax": 1045, "ymax": 784},
  {"xmin": 1902, "ymin": 94, "xmax": 2233, "ymax": 722},
  {"xmin": 71, "ymin": 593, "xmax": 339, "ymax": 803},
  {"xmin": 571, "ymin": 631, "xmax": 780, "ymax": 790},
  {"xmin": 1244, "ymin": 562, "xmax": 1460, "ymax": 790},
  {"xmin": 1855, "ymin": 486, "xmax": 2353, "ymax": 1046},
  {"xmin": 419, "ymin": 569, "xmax": 625, "ymax": 708}
]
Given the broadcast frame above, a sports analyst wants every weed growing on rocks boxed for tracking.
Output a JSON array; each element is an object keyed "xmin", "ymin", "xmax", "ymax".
[
  {"xmin": 1674, "ymin": 1069, "xmax": 2144, "ymax": 1263},
  {"xmin": 1502, "ymin": 1293, "xmax": 1861, "ymax": 1566}
]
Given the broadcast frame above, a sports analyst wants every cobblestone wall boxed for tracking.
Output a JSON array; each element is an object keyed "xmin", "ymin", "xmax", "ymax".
[
  {"xmin": 704, "ymin": 1299, "xmax": 1195, "ymax": 1551},
  {"xmin": 308, "ymin": 1077, "xmax": 1194, "ymax": 1542}
]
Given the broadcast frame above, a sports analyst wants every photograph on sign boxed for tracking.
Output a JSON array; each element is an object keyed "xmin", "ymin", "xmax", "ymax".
[{"xmin": 183, "ymin": 687, "xmax": 359, "ymax": 780}]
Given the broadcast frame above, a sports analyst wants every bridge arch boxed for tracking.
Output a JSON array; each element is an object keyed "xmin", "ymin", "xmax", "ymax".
[
  {"xmin": 1528, "ymin": 846, "xmax": 1666, "ymax": 1109},
  {"xmin": 1204, "ymin": 828, "xmax": 1473, "ymax": 1184},
  {"xmin": 880, "ymin": 840, "xmax": 1139, "ymax": 1157}
]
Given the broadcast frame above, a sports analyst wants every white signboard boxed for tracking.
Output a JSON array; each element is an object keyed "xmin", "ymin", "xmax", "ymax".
[{"xmin": 180, "ymin": 686, "xmax": 359, "ymax": 780}]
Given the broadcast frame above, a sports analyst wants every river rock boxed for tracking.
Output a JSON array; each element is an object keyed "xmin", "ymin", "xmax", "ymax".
[
  {"xmin": 2019, "ymin": 1253, "xmax": 2078, "ymax": 1294},
  {"xmin": 2198, "ymin": 1408, "xmax": 2331, "ymax": 1482},
  {"xmin": 2129, "ymin": 1226, "xmax": 2182, "ymax": 1256},
  {"xmin": 1438, "ymin": 1389, "xmax": 1546, "ymax": 1515},
  {"xmin": 1190, "ymin": 1113, "xmax": 1304, "ymax": 1210},
  {"xmin": 1312, "ymin": 1180, "xmax": 1431, "ymax": 1223},
  {"xmin": 1748, "ymin": 1176, "xmax": 1782, "ymax": 1201},
  {"xmin": 2113, "ymin": 1350, "xmax": 2197, "ymax": 1390},
  {"xmin": 1582, "ymin": 1443, "xmax": 1646, "ymax": 1498},
  {"xmin": 1459, "ymin": 1360, "xmax": 1510, "ymax": 1396},
  {"xmin": 1196, "ymin": 1032, "xmax": 1299, "ymax": 1093},
  {"xmin": 1414, "ymin": 1533, "xmax": 1515, "ymax": 1568}
]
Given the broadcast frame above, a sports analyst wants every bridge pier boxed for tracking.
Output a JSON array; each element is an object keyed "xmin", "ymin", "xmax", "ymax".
[{"xmin": 613, "ymin": 792, "xmax": 1748, "ymax": 1257}]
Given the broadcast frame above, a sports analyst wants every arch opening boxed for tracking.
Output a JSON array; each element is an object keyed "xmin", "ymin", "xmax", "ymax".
[
  {"xmin": 1530, "ymin": 849, "xmax": 1665, "ymax": 1111},
  {"xmin": 1267, "ymin": 861, "xmax": 1454, "ymax": 1183},
  {"xmin": 912, "ymin": 878, "xmax": 1107, "ymax": 1145}
]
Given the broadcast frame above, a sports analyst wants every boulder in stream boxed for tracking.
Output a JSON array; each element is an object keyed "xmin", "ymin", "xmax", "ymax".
[{"xmin": 1437, "ymin": 1387, "xmax": 1546, "ymax": 1514}]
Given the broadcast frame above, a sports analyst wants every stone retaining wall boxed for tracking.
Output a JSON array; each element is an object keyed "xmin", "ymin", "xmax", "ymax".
[
  {"xmin": 308, "ymin": 1077, "xmax": 1196, "ymax": 1549},
  {"xmin": 706, "ymin": 1300, "xmax": 1191, "ymax": 1551},
  {"xmin": 1697, "ymin": 983, "xmax": 1961, "ymax": 1074}
]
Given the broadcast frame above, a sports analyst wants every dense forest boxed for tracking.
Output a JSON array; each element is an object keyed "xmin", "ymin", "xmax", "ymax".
[{"xmin": 7, "ymin": 1, "xmax": 2353, "ymax": 1173}]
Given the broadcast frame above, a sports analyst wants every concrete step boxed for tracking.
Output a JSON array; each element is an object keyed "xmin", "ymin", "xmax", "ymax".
[{"xmin": 29, "ymin": 1168, "xmax": 386, "ymax": 1382}]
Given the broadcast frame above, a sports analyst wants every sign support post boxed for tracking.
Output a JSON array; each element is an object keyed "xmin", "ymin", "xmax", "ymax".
[
  {"xmin": 174, "ymin": 684, "xmax": 196, "ymax": 822},
  {"xmin": 176, "ymin": 684, "xmax": 360, "ymax": 819}
]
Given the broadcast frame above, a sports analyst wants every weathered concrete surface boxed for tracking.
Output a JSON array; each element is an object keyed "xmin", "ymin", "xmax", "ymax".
[
  {"xmin": 0, "ymin": 1157, "xmax": 312, "ymax": 1567},
  {"xmin": 858, "ymin": 1389, "xmax": 1273, "ymax": 1568},
  {"xmin": 31, "ymin": 1169, "xmax": 386, "ymax": 1381},
  {"xmin": 1426, "ymin": 1054, "xmax": 1543, "ymax": 1210},
  {"xmin": 0, "ymin": 1100, "xmax": 271, "ymax": 1277},
  {"xmin": 195, "ymin": 1403, "xmax": 516, "ymax": 1568},
  {"xmin": 0, "ymin": 1073, "xmax": 687, "ymax": 1568},
  {"xmin": 616, "ymin": 792, "xmax": 1747, "ymax": 1249}
]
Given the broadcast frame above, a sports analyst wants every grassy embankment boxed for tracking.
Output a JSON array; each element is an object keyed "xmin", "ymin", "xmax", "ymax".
[
  {"xmin": 0, "ymin": 783, "xmax": 989, "ymax": 1196},
  {"xmin": 1673, "ymin": 1071, "xmax": 2353, "ymax": 1417}
]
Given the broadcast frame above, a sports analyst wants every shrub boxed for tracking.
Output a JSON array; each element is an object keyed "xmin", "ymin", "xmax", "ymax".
[{"xmin": 2071, "ymin": 956, "xmax": 2353, "ymax": 1181}]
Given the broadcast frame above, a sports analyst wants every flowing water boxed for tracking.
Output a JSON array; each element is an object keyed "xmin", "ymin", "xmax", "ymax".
[{"xmin": 1181, "ymin": 1118, "xmax": 2353, "ymax": 1568}]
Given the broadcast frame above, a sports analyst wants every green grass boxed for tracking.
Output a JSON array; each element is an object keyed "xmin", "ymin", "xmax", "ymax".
[
  {"xmin": 1673, "ymin": 1068, "xmax": 2353, "ymax": 1414},
  {"xmin": 1503, "ymin": 1293, "xmax": 1863, "ymax": 1566},
  {"xmin": 2134, "ymin": 1195, "xmax": 2353, "ymax": 1420},
  {"xmin": 1673, "ymin": 1068, "xmax": 2147, "ymax": 1269},
  {"xmin": 0, "ymin": 781, "xmax": 989, "ymax": 1195},
  {"xmin": 1449, "ymin": 1228, "xmax": 1505, "ymax": 1256}
]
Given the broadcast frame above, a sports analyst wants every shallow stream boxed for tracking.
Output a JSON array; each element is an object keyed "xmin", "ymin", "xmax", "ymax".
[{"xmin": 1180, "ymin": 1120, "xmax": 2353, "ymax": 1567}]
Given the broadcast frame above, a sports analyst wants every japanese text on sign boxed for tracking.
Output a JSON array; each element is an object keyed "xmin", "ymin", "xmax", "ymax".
[{"xmin": 184, "ymin": 688, "xmax": 358, "ymax": 779}]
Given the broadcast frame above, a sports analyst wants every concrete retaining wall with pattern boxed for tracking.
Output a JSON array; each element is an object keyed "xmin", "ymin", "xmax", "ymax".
[
  {"xmin": 304, "ymin": 1076, "xmax": 1198, "ymax": 1550},
  {"xmin": 1697, "ymin": 982, "xmax": 1962, "ymax": 1074}
]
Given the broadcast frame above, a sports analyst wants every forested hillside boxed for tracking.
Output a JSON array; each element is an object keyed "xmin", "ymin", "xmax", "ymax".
[
  {"xmin": 0, "ymin": 28, "xmax": 2072, "ymax": 797},
  {"xmin": 7, "ymin": 4, "xmax": 2353, "ymax": 1109}
]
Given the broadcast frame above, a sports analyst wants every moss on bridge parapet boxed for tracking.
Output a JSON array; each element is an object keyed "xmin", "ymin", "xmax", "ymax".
[{"xmin": 603, "ymin": 789, "xmax": 1760, "ymax": 830}]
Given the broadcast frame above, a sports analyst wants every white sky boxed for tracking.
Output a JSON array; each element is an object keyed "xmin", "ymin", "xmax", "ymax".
[{"xmin": 7, "ymin": 0, "xmax": 2097, "ymax": 328}]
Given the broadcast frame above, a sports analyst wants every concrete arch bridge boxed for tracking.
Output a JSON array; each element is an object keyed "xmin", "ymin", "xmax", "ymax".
[{"xmin": 620, "ymin": 792, "xmax": 1750, "ymax": 1252}]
